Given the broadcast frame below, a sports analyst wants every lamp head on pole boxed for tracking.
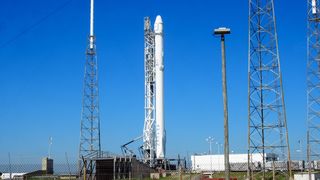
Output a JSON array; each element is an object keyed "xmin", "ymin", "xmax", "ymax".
[{"xmin": 213, "ymin": 27, "xmax": 231, "ymax": 36}]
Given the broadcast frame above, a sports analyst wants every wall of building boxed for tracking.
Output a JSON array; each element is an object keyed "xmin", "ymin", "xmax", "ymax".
[{"xmin": 191, "ymin": 153, "xmax": 264, "ymax": 172}]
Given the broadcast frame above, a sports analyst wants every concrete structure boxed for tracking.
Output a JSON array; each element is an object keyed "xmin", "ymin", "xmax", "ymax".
[{"xmin": 42, "ymin": 157, "xmax": 53, "ymax": 174}]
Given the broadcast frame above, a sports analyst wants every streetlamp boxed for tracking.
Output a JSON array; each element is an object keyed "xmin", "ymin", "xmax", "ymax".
[
  {"xmin": 206, "ymin": 136, "xmax": 214, "ymax": 175},
  {"xmin": 298, "ymin": 140, "xmax": 302, "ymax": 158},
  {"xmin": 206, "ymin": 136, "xmax": 214, "ymax": 154},
  {"xmin": 216, "ymin": 142, "xmax": 223, "ymax": 154},
  {"xmin": 214, "ymin": 27, "xmax": 231, "ymax": 180},
  {"xmin": 48, "ymin": 137, "xmax": 53, "ymax": 159},
  {"xmin": 297, "ymin": 140, "xmax": 303, "ymax": 172}
]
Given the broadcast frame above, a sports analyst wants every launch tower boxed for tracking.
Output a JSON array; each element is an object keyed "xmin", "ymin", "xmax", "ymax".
[
  {"xmin": 307, "ymin": 0, "xmax": 320, "ymax": 174},
  {"xmin": 143, "ymin": 15, "xmax": 166, "ymax": 167},
  {"xmin": 143, "ymin": 17, "xmax": 156, "ymax": 166},
  {"xmin": 247, "ymin": 0, "xmax": 292, "ymax": 179}
]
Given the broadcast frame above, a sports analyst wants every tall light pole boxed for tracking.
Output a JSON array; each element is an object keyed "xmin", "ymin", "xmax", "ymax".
[
  {"xmin": 206, "ymin": 136, "xmax": 214, "ymax": 154},
  {"xmin": 48, "ymin": 137, "xmax": 53, "ymax": 159},
  {"xmin": 296, "ymin": 140, "xmax": 303, "ymax": 172},
  {"xmin": 206, "ymin": 136, "xmax": 214, "ymax": 175},
  {"xmin": 216, "ymin": 142, "xmax": 223, "ymax": 154},
  {"xmin": 216, "ymin": 142, "xmax": 220, "ymax": 154},
  {"xmin": 296, "ymin": 140, "xmax": 302, "ymax": 158},
  {"xmin": 214, "ymin": 27, "xmax": 231, "ymax": 180}
]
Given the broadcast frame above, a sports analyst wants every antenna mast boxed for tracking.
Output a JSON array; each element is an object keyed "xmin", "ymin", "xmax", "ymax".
[{"xmin": 79, "ymin": 0, "xmax": 101, "ymax": 176}]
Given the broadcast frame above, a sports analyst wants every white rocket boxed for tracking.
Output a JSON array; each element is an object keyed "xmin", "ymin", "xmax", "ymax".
[{"xmin": 154, "ymin": 15, "xmax": 166, "ymax": 159}]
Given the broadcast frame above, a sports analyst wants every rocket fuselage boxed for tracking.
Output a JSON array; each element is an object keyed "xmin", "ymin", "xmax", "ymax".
[{"xmin": 154, "ymin": 15, "xmax": 165, "ymax": 159}]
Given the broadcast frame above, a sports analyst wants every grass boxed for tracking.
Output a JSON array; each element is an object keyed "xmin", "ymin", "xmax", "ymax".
[
  {"xmin": 23, "ymin": 171, "xmax": 291, "ymax": 180},
  {"xmin": 157, "ymin": 171, "xmax": 288, "ymax": 180}
]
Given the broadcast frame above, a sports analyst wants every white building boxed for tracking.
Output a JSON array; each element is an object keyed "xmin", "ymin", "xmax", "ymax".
[
  {"xmin": 294, "ymin": 173, "xmax": 320, "ymax": 180},
  {"xmin": 191, "ymin": 153, "xmax": 277, "ymax": 172},
  {"xmin": 1, "ymin": 173, "xmax": 26, "ymax": 180}
]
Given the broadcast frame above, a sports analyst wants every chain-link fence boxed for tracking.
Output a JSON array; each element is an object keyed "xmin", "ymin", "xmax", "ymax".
[
  {"xmin": 0, "ymin": 154, "xmax": 315, "ymax": 180},
  {"xmin": 0, "ymin": 154, "xmax": 79, "ymax": 179},
  {"xmin": 191, "ymin": 161, "xmax": 308, "ymax": 173}
]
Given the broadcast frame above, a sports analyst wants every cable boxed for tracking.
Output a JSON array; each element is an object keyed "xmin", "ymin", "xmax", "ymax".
[{"xmin": 0, "ymin": 0, "xmax": 74, "ymax": 49}]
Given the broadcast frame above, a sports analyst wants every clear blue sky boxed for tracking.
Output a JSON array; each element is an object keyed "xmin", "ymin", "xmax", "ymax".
[{"xmin": 0, "ymin": 0, "xmax": 307, "ymax": 163}]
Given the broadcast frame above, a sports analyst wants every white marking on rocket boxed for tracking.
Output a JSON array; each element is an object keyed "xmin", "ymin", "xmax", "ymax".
[{"xmin": 154, "ymin": 15, "xmax": 166, "ymax": 159}]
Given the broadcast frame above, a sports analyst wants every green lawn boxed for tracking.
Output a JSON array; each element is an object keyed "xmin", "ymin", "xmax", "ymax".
[
  {"xmin": 23, "ymin": 171, "xmax": 293, "ymax": 180},
  {"xmin": 157, "ymin": 172, "xmax": 288, "ymax": 180}
]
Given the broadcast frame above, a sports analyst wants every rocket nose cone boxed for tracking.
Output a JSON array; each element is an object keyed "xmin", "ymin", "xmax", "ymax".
[
  {"xmin": 155, "ymin": 15, "xmax": 163, "ymax": 24},
  {"xmin": 154, "ymin": 15, "xmax": 163, "ymax": 33}
]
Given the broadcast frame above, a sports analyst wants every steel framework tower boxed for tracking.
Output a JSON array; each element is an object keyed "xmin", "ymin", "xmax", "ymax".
[
  {"xmin": 247, "ymin": 0, "xmax": 292, "ymax": 179},
  {"xmin": 143, "ymin": 17, "xmax": 156, "ymax": 166},
  {"xmin": 307, "ymin": 0, "xmax": 320, "ymax": 172},
  {"xmin": 79, "ymin": 0, "xmax": 101, "ymax": 172}
]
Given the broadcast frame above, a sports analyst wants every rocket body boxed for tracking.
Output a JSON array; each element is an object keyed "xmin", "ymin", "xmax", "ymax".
[{"xmin": 154, "ymin": 15, "xmax": 165, "ymax": 159}]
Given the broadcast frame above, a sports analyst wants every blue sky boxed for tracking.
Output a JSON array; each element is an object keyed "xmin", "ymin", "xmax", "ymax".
[{"xmin": 0, "ymin": 0, "xmax": 307, "ymax": 163}]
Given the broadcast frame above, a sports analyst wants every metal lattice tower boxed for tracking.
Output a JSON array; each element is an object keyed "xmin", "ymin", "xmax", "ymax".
[
  {"xmin": 307, "ymin": 0, "xmax": 320, "ymax": 170},
  {"xmin": 143, "ymin": 17, "xmax": 156, "ymax": 166},
  {"xmin": 247, "ymin": 0, "xmax": 292, "ymax": 179},
  {"xmin": 79, "ymin": 0, "xmax": 101, "ymax": 170}
]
